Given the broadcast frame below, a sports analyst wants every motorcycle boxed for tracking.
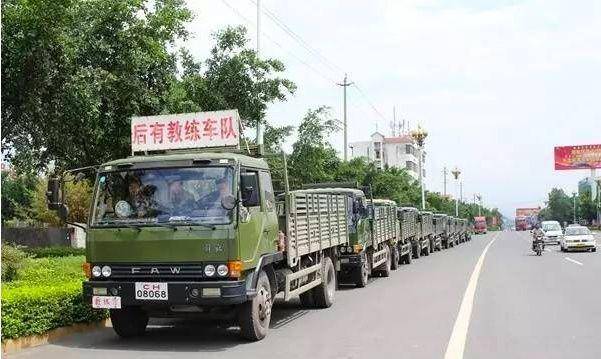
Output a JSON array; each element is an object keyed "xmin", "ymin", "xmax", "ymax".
[{"xmin": 534, "ymin": 240, "xmax": 544, "ymax": 256}]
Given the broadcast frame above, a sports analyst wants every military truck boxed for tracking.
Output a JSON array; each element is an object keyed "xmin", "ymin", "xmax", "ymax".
[
  {"xmin": 45, "ymin": 110, "xmax": 352, "ymax": 341},
  {"xmin": 432, "ymin": 213, "xmax": 448, "ymax": 249},
  {"xmin": 398, "ymin": 207, "xmax": 425, "ymax": 259}
]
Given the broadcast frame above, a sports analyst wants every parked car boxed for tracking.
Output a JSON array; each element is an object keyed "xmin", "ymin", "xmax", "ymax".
[
  {"xmin": 541, "ymin": 220, "xmax": 563, "ymax": 244},
  {"xmin": 560, "ymin": 226, "xmax": 597, "ymax": 252}
]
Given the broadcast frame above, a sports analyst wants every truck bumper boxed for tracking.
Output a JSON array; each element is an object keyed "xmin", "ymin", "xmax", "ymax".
[{"xmin": 83, "ymin": 279, "xmax": 249, "ymax": 307}]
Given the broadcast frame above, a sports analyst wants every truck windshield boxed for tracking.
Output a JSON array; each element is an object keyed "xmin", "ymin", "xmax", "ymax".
[{"xmin": 92, "ymin": 166, "xmax": 234, "ymax": 226}]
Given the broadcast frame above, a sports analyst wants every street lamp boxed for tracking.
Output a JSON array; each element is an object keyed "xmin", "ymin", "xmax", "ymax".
[
  {"xmin": 451, "ymin": 167, "xmax": 461, "ymax": 217},
  {"xmin": 410, "ymin": 125, "xmax": 428, "ymax": 210},
  {"xmin": 476, "ymin": 194, "xmax": 482, "ymax": 216}
]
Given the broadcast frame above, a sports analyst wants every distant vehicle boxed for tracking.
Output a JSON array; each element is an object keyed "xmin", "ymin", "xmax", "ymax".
[
  {"xmin": 540, "ymin": 220, "xmax": 563, "ymax": 244},
  {"xmin": 515, "ymin": 216, "xmax": 529, "ymax": 231},
  {"xmin": 560, "ymin": 226, "xmax": 597, "ymax": 252},
  {"xmin": 474, "ymin": 216, "xmax": 487, "ymax": 234}
]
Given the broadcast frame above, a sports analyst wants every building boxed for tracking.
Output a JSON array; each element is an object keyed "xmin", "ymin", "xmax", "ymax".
[
  {"xmin": 578, "ymin": 176, "xmax": 599, "ymax": 200},
  {"xmin": 349, "ymin": 132, "xmax": 424, "ymax": 180}
]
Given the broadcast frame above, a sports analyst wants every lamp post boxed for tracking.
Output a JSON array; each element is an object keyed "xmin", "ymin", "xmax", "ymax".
[
  {"xmin": 451, "ymin": 167, "xmax": 461, "ymax": 217},
  {"xmin": 410, "ymin": 125, "xmax": 428, "ymax": 210},
  {"xmin": 476, "ymin": 194, "xmax": 482, "ymax": 216}
]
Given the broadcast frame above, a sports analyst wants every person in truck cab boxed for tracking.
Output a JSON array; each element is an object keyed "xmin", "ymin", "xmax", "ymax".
[
  {"xmin": 166, "ymin": 179, "xmax": 195, "ymax": 214},
  {"xmin": 199, "ymin": 177, "xmax": 232, "ymax": 215}
]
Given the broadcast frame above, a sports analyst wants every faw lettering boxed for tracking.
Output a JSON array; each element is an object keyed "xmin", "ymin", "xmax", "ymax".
[
  {"xmin": 170, "ymin": 267, "xmax": 181, "ymax": 274},
  {"xmin": 129, "ymin": 267, "xmax": 182, "ymax": 275},
  {"xmin": 150, "ymin": 268, "xmax": 160, "ymax": 274}
]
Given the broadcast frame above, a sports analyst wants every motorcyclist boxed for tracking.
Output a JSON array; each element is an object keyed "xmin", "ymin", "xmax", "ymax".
[{"xmin": 531, "ymin": 224, "xmax": 545, "ymax": 252}]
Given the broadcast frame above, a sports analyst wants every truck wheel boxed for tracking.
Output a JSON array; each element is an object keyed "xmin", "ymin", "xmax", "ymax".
[
  {"xmin": 390, "ymin": 245, "xmax": 400, "ymax": 270},
  {"xmin": 239, "ymin": 270, "xmax": 272, "ymax": 341},
  {"xmin": 110, "ymin": 307, "xmax": 148, "ymax": 338},
  {"xmin": 412, "ymin": 241, "xmax": 421, "ymax": 259},
  {"xmin": 354, "ymin": 259, "xmax": 369, "ymax": 288},
  {"xmin": 299, "ymin": 291, "xmax": 315, "ymax": 308},
  {"xmin": 313, "ymin": 257, "xmax": 336, "ymax": 308}
]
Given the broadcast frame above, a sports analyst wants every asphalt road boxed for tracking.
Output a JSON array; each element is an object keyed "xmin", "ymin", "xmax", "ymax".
[{"xmin": 8, "ymin": 231, "xmax": 601, "ymax": 359}]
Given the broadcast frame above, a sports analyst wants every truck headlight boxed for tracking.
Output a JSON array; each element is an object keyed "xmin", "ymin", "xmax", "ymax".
[
  {"xmin": 92, "ymin": 266, "xmax": 102, "ymax": 277},
  {"xmin": 340, "ymin": 246, "xmax": 346, "ymax": 253},
  {"xmin": 101, "ymin": 266, "xmax": 112, "ymax": 277},
  {"xmin": 204, "ymin": 265, "xmax": 216, "ymax": 277},
  {"xmin": 217, "ymin": 264, "xmax": 229, "ymax": 277}
]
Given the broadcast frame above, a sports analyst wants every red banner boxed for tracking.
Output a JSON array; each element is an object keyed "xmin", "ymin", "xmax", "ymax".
[{"xmin": 554, "ymin": 144, "xmax": 601, "ymax": 170}]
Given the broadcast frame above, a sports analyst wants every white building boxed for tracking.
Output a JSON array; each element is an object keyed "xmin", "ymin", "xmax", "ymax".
[{"xmin": 349, "ymin": 132, "xmax": 425, "ymax": 180}]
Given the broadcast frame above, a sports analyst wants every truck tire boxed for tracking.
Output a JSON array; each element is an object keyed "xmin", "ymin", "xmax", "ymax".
[
  {"xmin": 412, "ymin": 240, "xmax": 421, "ymax": 259},
  {"xmin": 110, "ymin": 307, "xmax": 148, "ymax": 338},
  {"xmin": 239, "ymin": 270, "xmax": 272, "ymax": 341},
  {"xmin": 354, "ymin": 257, "xmax": 369, "ymax": 288},
  {"xmin": 299, "ymin": 291, "xmax": 315, "ymax": 308},
  {"xmin": 313, "ymin": 257, "xmax": 336, "ymax": 308},
  {"xmin": 391, "ymin": 245, "xmax": 400, "ymax": 270}
]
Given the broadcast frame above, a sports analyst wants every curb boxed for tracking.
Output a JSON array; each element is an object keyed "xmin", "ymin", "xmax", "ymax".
[{"xmin": 2, "ymin": 319, "xmax": 111, "ymax": 355}]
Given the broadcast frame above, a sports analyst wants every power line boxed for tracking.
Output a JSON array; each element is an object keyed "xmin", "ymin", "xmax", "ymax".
[
  {"xmin": 220, "ymin": 0, "xmax": 338, "ymax": 85},
  {"xmin": 248, "ymin": 0, "xmax": 344, "ymax": 75},
  {"xmin": 351, "ymin": 83, "xmax": 389, "ymax": 124}
]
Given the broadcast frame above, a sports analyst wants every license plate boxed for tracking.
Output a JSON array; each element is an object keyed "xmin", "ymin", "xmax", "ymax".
[
  {"xmin": 92, "ymin": 295, "xmax": 121, "ymax": 309},
  {"xmin": 135, "ymin": 282, "xmax": 168, "ymax": 300},
  {"xmin": 340, "ymin": 258, "xmax": 349, "ymax": 263}
]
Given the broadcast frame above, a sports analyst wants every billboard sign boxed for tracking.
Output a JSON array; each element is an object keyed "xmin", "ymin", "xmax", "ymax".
[
  {"xmin": 131, "ymin": 110, "xmax": 240, "ymax": 152},
  {"xmin": 554, "ymin": 144, "xmax": 601, "ymax": 170},
  {"xmin": 515, "ymin": 208, "xmax": 540, "ymax": 217}
]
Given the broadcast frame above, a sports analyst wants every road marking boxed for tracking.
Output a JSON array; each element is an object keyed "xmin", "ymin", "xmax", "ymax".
[
  {"xmin": 444, "ymin": 233, "xmax": 498, "ymax": 359},
  {"xmin": 564, "ymin": 257, "xmax": 583, "ymax": 266}
]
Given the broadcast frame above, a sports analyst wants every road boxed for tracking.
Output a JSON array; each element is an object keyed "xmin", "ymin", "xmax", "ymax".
[{"xmin": 8, "ymin": 231, "xmax": 601, "ymax": 359}]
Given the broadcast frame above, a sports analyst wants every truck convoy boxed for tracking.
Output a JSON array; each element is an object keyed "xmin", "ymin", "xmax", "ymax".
[{"xmin": 45, "ymin": 110, "xmax": 475, "ymax": 341}]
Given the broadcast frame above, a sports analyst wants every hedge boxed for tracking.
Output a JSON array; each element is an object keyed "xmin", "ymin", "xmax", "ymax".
[
  {"xmin": 24, "ymin": 246, "xmax": 86, "ymax": 259},
  {"xmin": 1, "ymin": 256, "xmax": 107, "ymax": 340}
]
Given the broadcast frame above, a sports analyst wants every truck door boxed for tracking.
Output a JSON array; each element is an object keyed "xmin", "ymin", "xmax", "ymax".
[
  {"xmin": 258, "ymin": 171, "xmax": 278, "ymax": 252},
  {"xmin": 238, "ymin": 169, "xmax": 263, "ymax": 267}
]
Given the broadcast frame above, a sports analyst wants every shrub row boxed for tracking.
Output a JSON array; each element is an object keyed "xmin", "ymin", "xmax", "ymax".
[
  {"xmin": 1, "ymin": 255, "xmax": 107, "ymax": 340},
  {"xmin": 24, "ymin": 246, "xmax": 85, "ymax": 259},
  {"xmin": 1, "ymin": 283, "xmax": 108, "ymax": 340}
]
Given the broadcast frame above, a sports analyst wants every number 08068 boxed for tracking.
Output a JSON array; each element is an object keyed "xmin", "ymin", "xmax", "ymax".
[{"xmin": 134, "ymin": 282, "xmax": 168, "ymax": 300}]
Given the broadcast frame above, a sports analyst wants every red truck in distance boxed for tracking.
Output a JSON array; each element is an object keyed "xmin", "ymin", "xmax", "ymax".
[
  {"xmin": 515, "ymin": 216, "xmax": 529, "ymax": 231},
  {"xmin": 474, "ymin": 216, "xmax": 487, "ymax": 234}
]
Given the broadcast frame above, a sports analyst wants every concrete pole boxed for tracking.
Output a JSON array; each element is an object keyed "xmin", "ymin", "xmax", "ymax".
[
  {"xmin": 573, "ymin": 192, "xmax": 577, "ymax": 224},
  {"xmin": 443, "ymin": 167, "xmax": 447, "ymax": 197},
  {"xmin": 255, "ymin": 0, "xmax": 263, "ymax": 146},
  {"xmin": 337, "ymin": 74, "xmax": 353, "ymax": 161}
]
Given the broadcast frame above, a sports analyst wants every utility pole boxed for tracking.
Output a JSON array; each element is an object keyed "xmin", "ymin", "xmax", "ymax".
[
  {"xmin": 337, "ymin": 74, "xmax": 353, "ymax": 161},
  {"xmin": 452, "ymin": 167, "xmax": 461, "ymax": 217},
  {"xmin": 443, "ymin": 167, "xmax": 448, "ymax": 197},
  {"xmin": 573, "ymin": 192, "xmax": 577, "ymax": 224},
  {"xmin": 460, "ymin": 181, "xmax": 463, "ymax": 203},
  {"xmin": 255, "ymin": 0, "xmax": 263, "ymax": 146}
]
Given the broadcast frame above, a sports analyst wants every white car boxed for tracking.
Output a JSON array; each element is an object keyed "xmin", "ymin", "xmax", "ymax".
[
  {"xmin": 541, "ymin": 221, "xmax": 563, "ymax": 244},
  {"xmin": 560, "ymin": 226, "xmax": 597, "ymax": 252}
]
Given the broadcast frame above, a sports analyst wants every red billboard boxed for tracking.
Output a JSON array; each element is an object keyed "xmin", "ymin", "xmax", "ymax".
[
  {"xmin": 515, "ymin": 208, "xmax": 540, "ymax": 217},
  {"xmin": 554, "ymin": 144, "xmax": 601, "ymax": 170}
]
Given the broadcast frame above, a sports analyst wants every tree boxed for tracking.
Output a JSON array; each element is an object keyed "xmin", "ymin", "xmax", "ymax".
[
  {"xmin": 167, "ymin": 26, "xmax": 296, "ymax": 130},
  {"xmin": 288, "ymin": 106, "xmax": 340, "ymax": 187},
  {"xmin": 2, "ymin": 0, "xmax": 192, "ymax": 172},
  {"xmin": 578, "ymin": 189, "xmax": 596, "ymax": 224},
  {"xmin": 1, "ymin": 170, "xmax": 38, "ymax": 222},
  {"xmin": 539, "ymin": 188, "xmax": 574, "ymax": 225}
]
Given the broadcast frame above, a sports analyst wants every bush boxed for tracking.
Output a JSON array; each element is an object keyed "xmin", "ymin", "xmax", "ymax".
[
  {"xmin": 24, "ymin": 246, "xmax": 86, "ymax": 259},
  {"xmin": 1, "ymin": 244, "xmax": 28, "ymax": 281},
  {"xmin": 1, "ymin": 255, "xmax": 107, "ymax": 340},
  {"xmin": 1, "ymin": 283, "xmax": 107, "ymax": 340}
]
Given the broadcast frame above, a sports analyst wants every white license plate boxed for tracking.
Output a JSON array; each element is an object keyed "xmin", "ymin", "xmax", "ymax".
[
  {"xmin": 135, "ymin": 282, "xmax": 168, "ymax": 300},
  {"xmin": 92, "ymin": 295, "xmax": 121, "ymax": 309},
  {"xmin": 340, "ymin": 258, "xmax": 350, "ymax": 263}
]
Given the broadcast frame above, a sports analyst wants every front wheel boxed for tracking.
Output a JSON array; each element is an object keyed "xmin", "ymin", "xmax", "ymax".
[
  {"xmin": 239, "ymin": 270, "xmax": 272, "ymax": 341},
  {"xmin": 354, "ymin": 257, "xmax": 369, "ymax": 288},
  {"xmin": 110, "ymin": 306, "xmax": 148, "ymax": 338}
]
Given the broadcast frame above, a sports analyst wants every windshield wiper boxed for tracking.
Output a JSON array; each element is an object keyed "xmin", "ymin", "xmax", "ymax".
[{"xmin": 167, "ymin": 217, "xmax": 216, "ymax": 230}]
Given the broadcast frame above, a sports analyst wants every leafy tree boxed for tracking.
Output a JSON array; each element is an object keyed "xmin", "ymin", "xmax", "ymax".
[
  {"xmin": 288, "ymin": 106, "xmax": 340, "ymax": 187},
  {"xmin": 1, "ymin": 170, "xmax": 38, "ymax": 222},
  {"xmin": 30, "ymin": 177, "xmax": 93, "ymax": 226},
  {"xmin": 578, "ymin": 189, "xmax": 596, "ymax": 224},
  {"xmin": 2, "ymin": 0, "xmax": 192, "ymax": 172},
  {"xmin": 167, "ymin": 26, "xmax": 296, "ymax": 129},
  {"xmin": 539, "ymin": 188, "xmax": 574, "ymax": 225}
]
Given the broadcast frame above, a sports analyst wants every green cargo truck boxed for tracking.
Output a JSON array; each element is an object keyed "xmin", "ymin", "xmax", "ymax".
[
  {"xmin": 372, "ymin": 199, "xmax": 402, "ymax": 274},
  {"xmin": 432, "ymin": 213, "xmax": 447, "ymax": 250},
  {"xmin": 418, "ymin": 211, "xmax": 434, "ymax": 255},
  {"xmin": 399, "ymin": 207, "xmax": 428, "ymax": 259},
  {"xmin": 45, "ymin": 110, "xmax": 357, "ymax": 341}
]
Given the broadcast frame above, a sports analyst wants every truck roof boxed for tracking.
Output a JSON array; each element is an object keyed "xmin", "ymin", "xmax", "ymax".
[
  {"xmin": 100, "ymin": 151, "xmax": 269, "ymax": 170},
  {"xmin": 399, "ymin": 207, "xmax": 419, "ymax": 212},
  {"xmin": 372, "ymin": 199, "xmax": 396, "ymax": 206},
  {"xmin": 294, "ymin": 187, "xmax": 365, "ymax": 197}
]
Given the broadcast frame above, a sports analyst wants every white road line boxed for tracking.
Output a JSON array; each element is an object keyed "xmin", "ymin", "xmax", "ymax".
[
  {"xmin": 444, "ymin": 234, "xmax": 499, "ymax": 359},
  {"xmin": 564, "ymin": 257, "xmax": 583, "ymax": 266}
]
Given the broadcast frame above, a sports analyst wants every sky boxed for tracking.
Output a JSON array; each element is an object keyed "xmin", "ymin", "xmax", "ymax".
[{"xmin": 181, "ymin": 0, "xmax": 601, "ymax": 218}]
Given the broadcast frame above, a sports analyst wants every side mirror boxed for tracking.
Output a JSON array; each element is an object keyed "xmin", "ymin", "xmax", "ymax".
[
  {"xmin": 46, "ymin": 177, "xmax": 61, "ymax": 210},
  {"xmin": 221, "ymin": 194, "xmax": 237, "ymax": 210}
]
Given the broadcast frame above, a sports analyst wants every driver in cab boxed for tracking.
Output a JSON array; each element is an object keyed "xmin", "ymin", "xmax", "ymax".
[{"xmin": 199, "ymin": 177, "xmax": 232, "ymax": 216}]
